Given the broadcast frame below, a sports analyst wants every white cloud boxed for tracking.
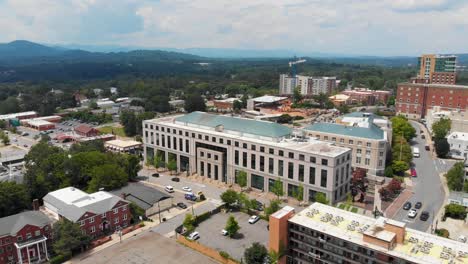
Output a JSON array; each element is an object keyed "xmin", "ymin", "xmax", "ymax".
[{"xmin": 0, "ymin": 0, "xmax": 468, "ymax": 55}]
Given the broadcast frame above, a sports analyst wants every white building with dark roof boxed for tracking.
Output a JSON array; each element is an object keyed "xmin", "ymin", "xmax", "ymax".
[{"xmin": 143, "ymin": 111, "xmax": 352, "ymax": 203}]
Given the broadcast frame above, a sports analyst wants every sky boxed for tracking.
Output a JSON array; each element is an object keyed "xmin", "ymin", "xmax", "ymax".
[{"xmin": 1, "ymin": 0, "xmax": 468, "ymax": 56}]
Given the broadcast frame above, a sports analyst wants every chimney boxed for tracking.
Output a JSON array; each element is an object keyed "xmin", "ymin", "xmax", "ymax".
[
  {"xmin": 32, "ymin": 199, "xmax": 40, "ymax": 211},
  {"xmin": 121, "ymin": 193, "xmax": 127, "ymax": 199}
]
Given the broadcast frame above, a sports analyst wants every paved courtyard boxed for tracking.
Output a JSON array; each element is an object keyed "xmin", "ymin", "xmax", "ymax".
[
  {"xmin": 73, "ymin": 231, "xmax": 217, "ymax": 264},
  {"xmin": 195, "ymin": 211, "xmax": 269, "ymax": 261}
]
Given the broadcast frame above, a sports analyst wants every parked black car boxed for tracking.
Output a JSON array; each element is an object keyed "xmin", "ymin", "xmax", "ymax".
[
  {"xmin": 177, "ymin": 202, "xmax": 188, "ymax": 209},
  {"xmin": 151, "ymin": 173, "xmax": 159, "ymax": 177},
  {"xmin": 403, "ymin": 202, "xmax": 412, "ymax": 210},
  {"xmin": 171, "ymin": 177, "xmax": 180, "ymax": 182},
  {"xmin": 415, "ymin": 202, "xmax": 422, "ymax": 209},
  {"xmin": 420, "ymin": 211, "xmax": 430, "ymax": 221}
]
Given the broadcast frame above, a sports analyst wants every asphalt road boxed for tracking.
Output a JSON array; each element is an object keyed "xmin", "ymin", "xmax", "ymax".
[{"xmin": 391, "ymin": 121, "xmax": 453, "ymax": 232}]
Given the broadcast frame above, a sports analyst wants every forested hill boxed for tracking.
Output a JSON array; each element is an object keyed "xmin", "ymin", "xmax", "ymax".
[{"xmin": 0, "ymin": 40, "xmax": 203, "ymax": 65}]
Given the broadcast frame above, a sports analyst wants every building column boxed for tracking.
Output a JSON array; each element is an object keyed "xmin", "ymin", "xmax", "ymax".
[
  {"xmin": 37, "ymin": 243, "xmax": 42, "ymax": 261},
  {"xmin": 26, "ymin": 246, "xmax": 30, "ymax": 264},
  {"xmin": 18, "ymin": 247, "xmax": 23, "ymax": 264},
  {"xmin": 176, "ymin": 154, "xmax": 181, "ymax": 173},
  {"xmin": 44, "ymin": 241, "xmax": 49, "ymax": 260}
]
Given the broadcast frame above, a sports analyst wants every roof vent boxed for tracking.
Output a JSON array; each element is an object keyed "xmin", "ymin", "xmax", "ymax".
[
  {"xmin": 215, "ymin": 124, "xmax": 224, "ymax": 132},
  {"xmin": 71, "ymin": 187, "xmax": 75, "ymax": 191}
]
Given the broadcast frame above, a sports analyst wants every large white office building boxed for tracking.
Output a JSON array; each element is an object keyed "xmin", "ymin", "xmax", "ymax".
[{"xmin": 143, "ymin": 112, "xmax": 352, "ymax": 203}]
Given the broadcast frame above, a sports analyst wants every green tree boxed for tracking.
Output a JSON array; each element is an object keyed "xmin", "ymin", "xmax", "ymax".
[
  {"xmin": 384, "ymin": 166, "xmax": 394, "ymax": 178},
  {"xmin": 0, "ymin": 182, "xmax": 29, "ymax": 217},
  {"xmin": 126, "ymin": 154, "xmax": 142, "ymax": 181},
  {"xmin": 293, "ymin": 87, "xmax": 303, "ymax": 104},
  {"xmin": 445, "ymin": 162, "xmax": 465, "ymax": 191},
  {"xmin": 87, "ymin": 163, "xmax": 128, "ymax": 192},
  {"xmin": 244, "ymin": 242, "xmax": 269, "ymax": 264},
  {"xmin": 237, "ymin": 171, "xmax": 247, "ymax": 189},
  {"xmin": 220, "ymin": 189, "xmax": 238, "ymax": 207},
  {"xmin": 392, "ymin": 160, "xmax": 409, "ymax": 175},
  {"xmin": 391, "ymin": 116, "xmax": 416, "ymax": 141},
  {"xmin": 270, "ymin": 178, "xmax": 284, "ymax": 200},
  {"xmin": 183, "ymin": 213, "xmax": 196, "ymax": 233},
  {"xmin": 337, "ymin": 104, "xmax": 350, "ymax": 114},
  {"xmin": 1, "ymin": 134, "xmax": 9, "ymax": 145},
  {"xmin": 185, "ymin": 93, "xmax": 206, "ymax": 112},
  {"xmin": 120, "ymin": 111, "xmax": 137, "ymax": 137},
  {"xmin": 295, "ymin": 184, "xmax": 304, "ymax": 201},
  {"xmin": 432, "ymin": 118, "xmax": 451, "ymax": 140},
  {"xmin": 435, "ymin": 138, "xmax": 450, "ymax": 158},
  {"xmin": 225, "ymin": 215, "xmax": 240, "ymax": 238},
  {"xmin": 464, "ymin": 181, "xmax": 468, "ymax": 193},
  {"xmin": 265, "ymin": 199, "xmax": 281, "ymax": 217},
  {"xmin": 0, "ymin": 120, "xmax": 6, "ymax": 129},
  {"xmin": 154, "ymin": 153, "xmax": 164, "ymax": 169},
  {"xmin": 52, "ymin": 219, "xmax": 90, "ymax": 257},
  {"xmin": 277, "ymin": 114, "xmax": 293, "ymax": 124},
  {"xmin": 233, "ymin": 100, "xmax": 243, "ymax": 112},
  {"xmin": 167, "ymin": 159, "xmax": 177, "ymax": 175},
  {"xmin": 315, "ymin": 193, "xmax": 329, "ymax": 205}
]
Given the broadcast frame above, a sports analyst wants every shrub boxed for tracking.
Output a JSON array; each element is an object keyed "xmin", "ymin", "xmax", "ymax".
[
  {"xmin": 444, "ymin": 204, "xmax": 467, "ymax": 219},
  {"xmin": 338, "ymin": 204, "xmax": 346, "ymax": 209},
  {"xmin": 435, "ymin": 228, "xmax": 450, "ymax": 238},
  {"xmin": 219, "ymin": 251, "xmax": 230, "ymax": 259},
  {"xmin": 351, "ymin": 207, "xmax": 359, "ymax": 213},
  {"xmin": 50, "ymin": 253, "xmax": 72, "ymax": 264}
]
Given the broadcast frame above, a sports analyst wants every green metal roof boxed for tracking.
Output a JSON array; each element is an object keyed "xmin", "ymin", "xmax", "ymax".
[
  {"xmin": 305, "ymin": 122, "xmax": 384, "ymax": 140},
  {"xmin": 343, "ymin": 112, "xmax": 384, "ymax": 120},
  {"xmin": 175, "ymin": 112, "xmax": 292, "ymax": 138}
]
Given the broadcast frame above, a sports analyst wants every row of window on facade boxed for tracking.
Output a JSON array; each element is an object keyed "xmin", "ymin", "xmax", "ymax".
[
  {"xmin": 148, "ymin": 125, "xmax": 352, "ymax": 166},
  {"xmin": 230, "ymin": 153, "xmax": 349, "ymax": 187},
  {"xmin": 398, "ymin": 98, "xmax": 462, "ymax": 107},
  {"xmin": 79, "ymin": 206, "xmax": 127, "ymax": 226},
  {"xmin": 0, "ymin": 229, "xmax": 46, "ymax": 246},
  {"xmin": 314, "ymin": 135, "xmax": 380, "ymax": 148}
]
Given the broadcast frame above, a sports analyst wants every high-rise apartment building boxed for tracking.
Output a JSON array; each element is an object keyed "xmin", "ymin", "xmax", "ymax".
[
  {"xmin": 270, "ymin": 203, "xmax": 468, "ymax": 264},
  {"xmin": 143, "ymin": 112, "xmax": 352, "ymax": 203},
  {"xmin": 417, "ymin": 54, "xmax": 457, "ymax": 84},
  {"xmin": 279, "ymin": 75, "xmax": 337, "ymax": 96}
]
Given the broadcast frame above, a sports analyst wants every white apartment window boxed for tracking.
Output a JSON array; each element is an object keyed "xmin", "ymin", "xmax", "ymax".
[
  {"xmin": 378, "ymin": 160, "xmax": 383, "ymax": 166},
  {"xmin": 356, "ymin": 157, "xmax": 361, "ymax": 164},
  {"xmin": 81, "ymin": 230, "xmax": 86, "ymax": 235},
  {"xmin": 80, "ymin": 220, "xmax": 85, "ymax": 226},
  {"xmin": 365, "ymin": 158, "xmax": 370, "ymax": 165},
  {"xmin": 379, "ymin": 151, "xmax": 384, "ymax": 157},
  {"xmin": 90, "ymin": 217, "xmax": 95, "ymax": 223},
  {"xmin": 357, "ymin": 141, "xmax": 362, "ymax": 146},
  {"xmin": 340, "ymin": 139, "xmax": 344, "ymax": 143},
  {"xmin": 26, "ymin": 233, "xmax": 32, "ymax": 239},
  {"xmin": 349, "ymin": 140, "xmax": 354, "ymax": 145},
  {"xmin": 366, "ymin": 142, "xmax": 371, "ymax": 147},
  {"xmin": 90, "ymin": 226, "xmax": 95, "ymax": 233},
  {"xmin": 35, "ymin": 230, "xmax": 41, "ymax": 237},
  {"xmin": 122, "ymin": 205, "xmax": 127, "ymax": 211},
  {"xmin": 102, "ymin": 213, "xmax": 106, "ymax": 218},
  {"xmin": 332, "ymin": 137, "xmax": 336, "ymax": 142},
  {"xmin": 357, "ymin": 149, "xmax": 362, "ymax": 154},
  {"xmin": 113, "ymin": 208, "xmax": 118, "ymax": 214},
  {"xmin": 366, "ymin": 150, "xmax": 371, "ymax": 155},
  {"xmin": 114, "ymin": 218, "xmax": 119, "ymax": 224},
  {"xmin": 123, "ymin": 214, "xmax": 127, "ymax": 220}
]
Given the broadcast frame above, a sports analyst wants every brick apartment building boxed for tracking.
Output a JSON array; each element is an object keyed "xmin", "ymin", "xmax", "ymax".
[
  {"xmin": 74, "ymin": 124, "xmax": 100, "ymax": 137},
  {"xmin": 395, "ymin": 82, "xmax": 468, "ymax": 119},
  {"xmin": 43, "ymin": 187, "xmax": 130, "ymax": 238},
  {"xmin": 340, "ymin": 88, "xmax": 392, "ymax": 105},
  {"xmin": 0, "ymin": 211, "xmax": 53, "ymax": 264}
]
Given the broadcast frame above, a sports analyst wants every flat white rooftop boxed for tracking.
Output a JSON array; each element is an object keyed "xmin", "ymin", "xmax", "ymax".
[
  {"xmin": 290, "ymin": 203, "xmax": 468, "ymax": 264},
  {"xmin": 105, "ymin": 139, "xmax": 142, "ymax": 148},
  {"xmin": 252, "ymin": 95, "xmax": 288, "ymax": 103},
  {"xmin": 46, "ymin": 187, "xmax": 114, "ymax": 208}
]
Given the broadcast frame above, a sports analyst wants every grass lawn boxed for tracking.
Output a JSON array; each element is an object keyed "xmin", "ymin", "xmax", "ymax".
[{"xmin": 98, "ymin": 126, "xmax": 126, "ymax": 137}]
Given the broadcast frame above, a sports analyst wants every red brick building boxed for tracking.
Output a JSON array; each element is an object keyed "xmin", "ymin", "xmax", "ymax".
[
  {"xmin": 74, "ymin": 124, "xmax": 100, "ymax": 137},
  {"xmin": 0, "ymin": 211, "xmax": 53, "ymax": 264},
  {"xmin": 43, "ymin": 187, "xmax": 130, "ymax": 238},
  {"xmin": 396, "ymin": 82, "xmax": 468, "ymax": 119}
]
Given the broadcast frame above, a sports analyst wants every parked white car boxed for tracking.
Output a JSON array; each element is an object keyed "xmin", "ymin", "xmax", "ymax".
[
  {"xmin": 182, "ymin": 186, "xmax": 192, "ymax": 192},
  {"xmin": 221, "ymin": 229, "xmax": 228, "ymax": 236},
  {"xmin": 188, "ymin": 231, "xmax": 200, "ymax": 240},
  {"xmin": 248, "ymin": 215, "xmax": 260, "ymax": 224},
  {"xmin": 407, "ymin": 209, "xmax": 417, "ymax": 218}
]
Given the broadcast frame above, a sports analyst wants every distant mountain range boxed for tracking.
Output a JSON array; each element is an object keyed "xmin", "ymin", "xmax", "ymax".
[{"xmin": 1, "ymin": 40, "xmax": 468, "ymax": 67}]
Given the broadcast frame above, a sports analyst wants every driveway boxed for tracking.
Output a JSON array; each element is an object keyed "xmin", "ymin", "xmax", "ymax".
[
  {"xmin": 391, "ymin": 121, "xmax": 452, "ymax": 232},
  {"xmin": 195, "ymin": 211, "xmax": 269, "ymax": 261}
]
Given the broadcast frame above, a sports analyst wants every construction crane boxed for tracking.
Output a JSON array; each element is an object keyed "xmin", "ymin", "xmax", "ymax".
[{"xmin": 289, "ymin": 56, "xmax": 306, "ymax": 77}]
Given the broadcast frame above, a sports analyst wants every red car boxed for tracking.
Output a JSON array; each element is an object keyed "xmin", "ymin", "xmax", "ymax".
[{"xmin": 410, "ymin": 168, "xmax": 417, "ymax": 177}]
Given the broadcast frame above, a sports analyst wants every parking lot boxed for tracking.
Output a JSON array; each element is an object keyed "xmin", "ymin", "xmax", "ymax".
[{"xmin": 194, "ymin": 211, "xmax": 269, "ymax": 261}]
